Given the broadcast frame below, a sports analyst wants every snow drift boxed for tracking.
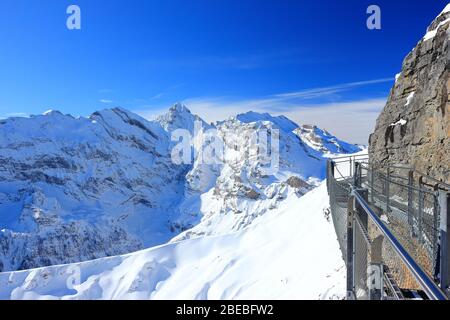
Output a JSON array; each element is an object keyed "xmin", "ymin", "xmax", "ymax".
[{"xmin": 0, "ymin": 183, "xmax": 345, "ymax": 300}]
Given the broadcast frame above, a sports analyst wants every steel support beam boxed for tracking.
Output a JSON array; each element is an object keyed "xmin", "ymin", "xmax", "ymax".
[
  {"xmin": 439, "ymin": 190, "xmax": 450, "ymax": 295},
  {"xmin": 346, "ymin": 195, "xmax": 355, "ymax": 299}
]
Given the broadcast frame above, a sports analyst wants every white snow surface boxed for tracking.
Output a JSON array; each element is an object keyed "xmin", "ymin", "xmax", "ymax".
[
  {"xmin": 441, "ymin": 3, "xmax": 450, "ymax": 15},
  {"xmin": 0, "ymin": 183, "xmax": 345, "ymax": 300},
  {"xmin": 423, "ymin": 4, "xmax": 450, "ymax": 42},
  {"xmin": 423, "ymin": 19, "xmax": 450, "ymax": 41},
  {"xmin": 404, "ymin": 92, "xmax": 415, "ymax": 107},
  {"xmin": 390, "ymin": 119, "xmax": 407, "ymax": 126},
  {"xmin": 0, "ymin": 103, "xmax": 359, "ymax": 300}
]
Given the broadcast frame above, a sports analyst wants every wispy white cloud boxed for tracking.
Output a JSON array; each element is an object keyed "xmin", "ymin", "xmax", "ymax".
[
  {"xmin": 150, "ymin": 93, "xmax": 165, "ymax": 100},
  {"xmin": 175, "ymin": 96, "xmax": 385, "ymax": 145},
  {"xmin": 281, "ymin": 99, "xmax": 386, "ymax": 145},
  {"xmin": 100, "ymin": 99, "xmax": 114, "ymax": 104},
  {"xmin": 6, "ymin": 112, "xmax": 29, "ymax": 117},
  {"xmin": 0, "ymin": 112, "xmax": 30, "ymax": 119},
  {"xmin": 135, "ymin": 78, "xmax": 391, "ymax": 145},
  {"xmin": 272, "ymin": 78, "xmax": 393, "ymax": 102}
]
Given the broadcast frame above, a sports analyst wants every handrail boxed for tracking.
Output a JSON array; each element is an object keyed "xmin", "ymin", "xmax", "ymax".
[
  {"xmin": 415, "ymin": 171, "xmax": 450, "ymax": 190},
  {"xmin": 352, "ymin": 190, "xmax": 448, "ymax": 300},
  {"xmin": 329, "ymin": 153, "xmax": 368, "ymax": 161},
  {"xmin": 389, "ymin": 167, "xmax": 450, "ymax": 190},
  {"xmin": 328, "ymin": 155, "xmax": 449, "ymax": 300},
  {"xmin": 334, "ymin": 165, "xmax": 353, "ymax": 185},
  {"xmin": 367, "ymin": 160, "xmax": 450, "ymax": 191},
  {"xmin": 387, "ymin": 177, "xmax": 436, "ymax": 195},
  {"xmin": 365, "ymin": 164, "xmax": 449, "ymax": 193}
]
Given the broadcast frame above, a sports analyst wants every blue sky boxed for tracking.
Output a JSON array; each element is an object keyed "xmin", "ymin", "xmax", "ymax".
[{"xmin": 0, "ymin": 0, "xmax": 447, "ymax": 143}]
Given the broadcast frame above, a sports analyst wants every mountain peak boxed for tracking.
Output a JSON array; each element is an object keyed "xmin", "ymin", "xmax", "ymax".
[
  {"xmin": 440, "ymin": 3, "xmax": 450, "ymax": 16},
  {"xmin": 90, "ymin": 107, "xmax": 151, "ymax": 125},
  {"xmin": 370, "ymin": 2, "xmax": 450, "ymax": 183},
  {"xmin": 156, "ymin": 103, "xmax": 209, "ymax": 133},
  {"xmin": 42, "ymin": 109, "xmax": 64, "ymax": 116},
  {"xmin": 300, "ymin": 124, "xmax": 331, "ymax": 137},
  {"xmin": 295, "ymin": 125, "xmax": 361, "ymax": 155},
  {"xmin": 235, "ymin": 111, "xmax": 299, "ymax": 132},
  {"xmin": 423, "ymin": 3, "xmax": 450, "ymax": 41},
  {"xmin": 169, "ymin": 103, "xmax": 191, "ymax": 114}
]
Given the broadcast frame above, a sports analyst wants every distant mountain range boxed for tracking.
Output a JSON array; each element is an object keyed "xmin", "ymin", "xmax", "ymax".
[{"xmin": 0, "ymin": 104, "xmax": 361, "ymax": 273}]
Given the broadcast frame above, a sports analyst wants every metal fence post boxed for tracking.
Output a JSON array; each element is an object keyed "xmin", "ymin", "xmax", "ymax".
[
  {"xmin": 439, "ymin": 190, "xmax": 450, "ymax": 294},
  {"xmin": 370, "ymin": 168, "xmax": 374, "ymax": 203},
  {"xmin": 369, "ymin": 235, "xmax": 384, "ymax": 300},
  {"xmin": 350, "ymin": 157, "xmax": 353, "ymax": 180},
  {"xmin": 327, "ymin": 160, "xmax": 331, "ymax": 190},
  {"xmin": 327, "ymin": 160, "xmax": 336, "ymax": 192},
  {"xmin": 354, "ymin": 188, "xmax": 369, "ymax": 299},
  {"xmin": 330, "ymin": 160, "xmax": 335, "ymax": 178},
  {"xmin": 434, "ymin": 185, "xmax": 440, "ymax": 272},
  {"xmin": 353, "ymin": 161, "xmax": 359, "ymax": 187},
  {"xmin": 418, "ymin": 177, "xmax": 424, "ymax": 244},
  {"xmin": 408, "ymin": 170, "xmax": 414, "ymax": 230},
  {"xmin": 358, "ymin": 163, "xmax": 362, "ymax": 187},
  {"xmin": 347, "ymin": 195, "xmax": 355, "ymax": 299},
  {"xmin": 356, "ymin": 188, "xmax": 369, "ymax": 227},
  {"xmin": 386, "ymin": 167, "xmax": 390, "ymax": 213}
]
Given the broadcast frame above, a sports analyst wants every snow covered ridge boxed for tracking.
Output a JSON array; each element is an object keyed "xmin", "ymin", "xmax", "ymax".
[
  {"xmin": 423, "ymin": 3, "xmax": 450, "ymax": 41},
  {"xmin": 0, "ymin": 183, "xmax": 346, "ymax": 300},
  {"xmin": 0, "ymin": 104, "xmax": 362, "ymax": 274},
  {"xmin": 393, "ymin": 3, "xmax": 450, "ymax": 83},
  {"xmin": 294, "ymin": 125, "xmax": 362, "ymax": 155},
  {"xmin": 170, "ymin": 120, "xmax": 280, "ymax": 176}
]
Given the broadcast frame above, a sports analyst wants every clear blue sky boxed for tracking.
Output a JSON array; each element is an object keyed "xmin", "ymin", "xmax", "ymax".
[{"xmin": 0, "ymin": 0, "xmax": 447, "ymax": 143}]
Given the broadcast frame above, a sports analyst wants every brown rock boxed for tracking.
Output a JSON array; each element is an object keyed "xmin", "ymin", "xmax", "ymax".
[{"xmin": 369, "ymin": 8, "xmax": 450, "ymax": 184}]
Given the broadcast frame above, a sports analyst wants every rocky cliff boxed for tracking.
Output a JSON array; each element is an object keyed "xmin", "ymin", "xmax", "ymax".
[{"xmin": 369, "ymin": 4, "xmax": 450, "ymax": 183}]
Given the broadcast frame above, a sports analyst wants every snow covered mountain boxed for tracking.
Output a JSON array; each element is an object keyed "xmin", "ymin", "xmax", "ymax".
[
  {"xmin": 171, "ymin": 111, "xmax": 328, "ymax": 242},
  {"xmin": 0, "ymin": 104, "xmax": 361, "ymax": 275},
  {"xmin": 0, "ymin": 108, "xmax": 189, "ymax": 272},
  {"xmin": 0, "ymin": 183, "xmax": 346, "ymax": 300},
  {"xmin": 295, "ymin": 125, "xmax": 362, "ymax": 155}
]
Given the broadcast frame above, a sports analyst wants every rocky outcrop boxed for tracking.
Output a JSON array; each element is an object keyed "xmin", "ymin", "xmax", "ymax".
[
  {"xmin": 369, "ymin": 5, "xmax": 450, "ymax": 183},
  {"xmin": 286, "ymin": 176, "xmax": 310, "ymax": 190},
  {"xmin": 295, "ymin": 125, "xmax": 361, "ymax": 155}
]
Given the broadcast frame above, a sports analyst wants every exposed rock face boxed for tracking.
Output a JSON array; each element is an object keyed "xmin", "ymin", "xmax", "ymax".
[
  {"xmin": 286, "ymin": 176, "xmax": 310, "ymax": 190},
  {"xmin": 295, "ymin": 125, "xmax": 361, "ymax": 155},
  {"xmin": 369, "ymin": 5, "xmax": 450, "ymax": 183}
]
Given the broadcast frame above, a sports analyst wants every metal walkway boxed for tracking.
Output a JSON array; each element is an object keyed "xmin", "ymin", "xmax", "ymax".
[{"xmin": 326, "ymin": 155, "xmax": 449, "ymax": 300}]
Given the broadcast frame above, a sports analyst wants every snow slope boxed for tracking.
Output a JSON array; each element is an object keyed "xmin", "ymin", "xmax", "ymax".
[
  {"xmin": 0, "ymin": 183, "xmax": 345, "ymax": 300},
  {"xmin": 0, "ymin": 104, "xmax": 360, "ymax": 277}
]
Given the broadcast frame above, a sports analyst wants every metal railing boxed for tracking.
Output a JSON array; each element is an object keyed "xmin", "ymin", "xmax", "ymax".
[{"xmin": 327, "ymin": 155, "xmax": 449, "ymax": 300}]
